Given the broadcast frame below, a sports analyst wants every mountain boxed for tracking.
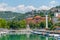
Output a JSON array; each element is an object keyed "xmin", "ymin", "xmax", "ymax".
[
  {"xmin": 0, "ymin": 10, "xmax": 47, "ymax": 21},
  {"xmin": 0, "ymin": 11, "xmax": 24, "ymax": 20}
]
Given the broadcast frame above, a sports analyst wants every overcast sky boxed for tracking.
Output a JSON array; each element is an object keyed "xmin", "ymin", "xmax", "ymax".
[{"xmin": 0, "ymin": 0, "xmax": 60, "ymax": 13}]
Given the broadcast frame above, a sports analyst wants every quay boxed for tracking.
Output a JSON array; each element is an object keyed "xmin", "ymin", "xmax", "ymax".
[{"xmin": 0, "ymin": 29, "xmax": 60, "ymax": 36}]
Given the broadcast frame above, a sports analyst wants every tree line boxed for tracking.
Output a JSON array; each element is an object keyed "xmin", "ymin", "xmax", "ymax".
[
  {"xmin": 0, "ymin": 18, "xmax": 56, "ymax": 30},
  {"xmin": 0, "ymin": 18, "xmax": 26, "ymax": 29}
]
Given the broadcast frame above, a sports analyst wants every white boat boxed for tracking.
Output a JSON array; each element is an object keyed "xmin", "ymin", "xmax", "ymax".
[
  {"xmin": 31, "ymin": 31, "xmax": 43, "ymax": 34},
  {"xmin": 0, "ymin": 31, "xmax": 8, "ymax": 35},
  {"xmin": 31, "ymin": 30, "xmax": 47, "ymax": 35},
  {"xmin": 49, "ymin": 34, "xmax": 60, "ymax": 37}
]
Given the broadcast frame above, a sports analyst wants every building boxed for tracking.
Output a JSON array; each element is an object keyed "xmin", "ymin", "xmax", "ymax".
[
  {"xmin": 26, "ymin": 15, "xmax": 47, "ymax": 24},
  {"xmin": 52, "ymin": 13, "xmax": 60, "ymax": 23},
  {"xmin": 55, "ymin": 13, "xmax": 60, "ymax": 18}
]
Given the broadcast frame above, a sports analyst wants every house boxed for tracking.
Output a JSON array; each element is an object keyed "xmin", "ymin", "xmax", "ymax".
[
  {"xmin": 26, "ymin": 15, "xmax": 49, "ymax": 24},
  {"xmin": 55, "ymin": 13, "xmax": 60, "ymax": 18},
  {"xmin": 52, "ymin": 13, "xmax": 60, "ymax": 23}
]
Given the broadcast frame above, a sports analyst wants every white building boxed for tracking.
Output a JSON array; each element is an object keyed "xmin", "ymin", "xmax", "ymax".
[
  {"xmin": 53, "ymin": 13, "xmax": 60, "ymax": 23},
  {"xmin": 54, "ymin": 13, "xmax": 60, "ymax": 17}
]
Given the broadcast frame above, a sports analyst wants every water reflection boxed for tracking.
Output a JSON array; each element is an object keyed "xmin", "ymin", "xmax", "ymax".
[
  {"xmin": 46, "ymin": 37, "xmax": 48, "ymax": 40},
  {"xmin": 0, "ymin": 34, "xmax": 57, "ymax": 40}
]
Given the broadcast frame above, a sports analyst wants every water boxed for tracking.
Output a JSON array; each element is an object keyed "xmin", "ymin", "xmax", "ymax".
[{"xmin": 0, "ymin": 34, "xmax": 57, "ymax": 40}]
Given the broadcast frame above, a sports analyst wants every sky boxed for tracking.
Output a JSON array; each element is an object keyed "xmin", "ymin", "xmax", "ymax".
[{"xmin": 0, "ymin": 0, "xmax": 60, "ymax": 13}]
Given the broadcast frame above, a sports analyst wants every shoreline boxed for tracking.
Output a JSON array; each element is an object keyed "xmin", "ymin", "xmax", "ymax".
[{"xmin": 0, "ymin": 29, "xmax": 60, "ymax": 35}]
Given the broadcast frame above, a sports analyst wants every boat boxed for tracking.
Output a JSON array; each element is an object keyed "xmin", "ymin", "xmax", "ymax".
[
  {"xmin": 31, "ymin": 31, "xmax": 42, "ymax": 35},
  {"xmin": 49, "ymin": 34, "xmax": 60, "ymax": 37},
  {"xmin": 31, "ymin": 30, "xmax": 60, "ymax": 37},
  {"xmin": 31, "ymin": 30, "xmax": 47, "ymax": 35}
]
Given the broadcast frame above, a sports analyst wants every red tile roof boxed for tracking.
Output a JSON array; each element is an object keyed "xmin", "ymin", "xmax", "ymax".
[
  {"xmin": 34, "ymin": 16, "xmax": 41, "ymax": 18},
  {"xmin": 26, "ymin": 16, "xmax": 46, "ymax": 24}
]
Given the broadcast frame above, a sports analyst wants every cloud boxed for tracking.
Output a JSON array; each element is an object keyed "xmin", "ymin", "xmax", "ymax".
[
  {"xmin": 50, "ymin": 1, "xmax": 56, "ymax": 4},
  {"xmin": 25, "ymin": 6, "xmax": 36, "ymax": 12},
  {"xmin": 0, "ymin": 2, "xmax": 59, "ymax": 13},
  {"xmin": 0, "ymin": 3, "xmax": 16, "ymax": 11},
  {"xmin": 49, "ymin": 0, "xmax": 59, "ymax": 7},
  {"xmin": 0, "ymin": 3, "xmax": 7, "ymax": 11},
  {"xmin": 26, "ymin": 6, "xmax": 36, "ymax": 10},
  {"xmin": 16, "ymin": 5, "xmax": 36, "ymax": 12},
  {"xmin": 0, "ymin": 3, "xmax": 50, "ymax": 12},
  {"xmin": 16, "ymin": 5, "xmax": 50, "ymax": 12},
  {"xmin": 38, "ymin": 5, "xmax": 51, "ymax": 10},
  {"xmin": 17, "ymin": 5, "xmax": 25, "ymax": 11},
  {"xmin": 6, "ymin": 7, "xmax": 16, "ymax": 11}
]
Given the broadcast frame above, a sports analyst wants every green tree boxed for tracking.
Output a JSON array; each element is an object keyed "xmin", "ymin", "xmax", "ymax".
[
  {"xmin": 9, "ymin": 21, "xmax": 19, "ymax": 29},
  {"xmin": 50, "ymin": 24, "xmax": 55, "ymax": 30},
  {"xmin": 18, "ymin": 20, "xmax": 26, "ymax": 28},
  {"xmin": 48, "ymin": 20, "xmax": 53, "ymax": 28},
  {"xmin": 0, "ymin": 18, "xmax": 8, "ymax": 28},
  {"xmin": 48, "ymin": 11, "xmax": 54, "ymax": 18},
  {"xmin": 55, "ymin": 23, "xmax": 60, "ymax": 26},
  {"xmin": 39, "ymin": 12, "xmax": 45, "ymax": 17},
  {"xmin": 29, "ymin": 22, "xmax": 35, "ymax": 29},
  {"xmin": 39, "ymin": 21, "xmax": 46, "ymax": 28}
]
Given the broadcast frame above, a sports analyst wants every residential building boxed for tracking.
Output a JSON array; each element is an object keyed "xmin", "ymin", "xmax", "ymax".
[
  {"xmin": 26, "ymin": 15, "xmax": 50, "ymax": 24},
  {"xmin": 52, "ymin": 12, "xmax": 60, "ymax": 23}
]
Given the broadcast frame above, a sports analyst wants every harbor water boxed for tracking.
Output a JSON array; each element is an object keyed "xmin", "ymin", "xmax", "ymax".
[{"xmin": 0, "ymin": 34, "xmax": 58, "ymax": 40}]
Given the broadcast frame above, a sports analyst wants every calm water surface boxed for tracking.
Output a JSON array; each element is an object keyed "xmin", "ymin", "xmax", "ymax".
[{"xmin": 0, "ymin": 34, "xmax": 56, "ymax": 40}]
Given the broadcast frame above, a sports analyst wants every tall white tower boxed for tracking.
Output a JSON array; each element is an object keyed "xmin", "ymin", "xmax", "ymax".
[
  {"xmin": 46, "ymin": 15, "xmax": 48, "ymax": 28},
  {"xmin": 45, "ymin": 10, "xmax": 49, "ymax": 29}
]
